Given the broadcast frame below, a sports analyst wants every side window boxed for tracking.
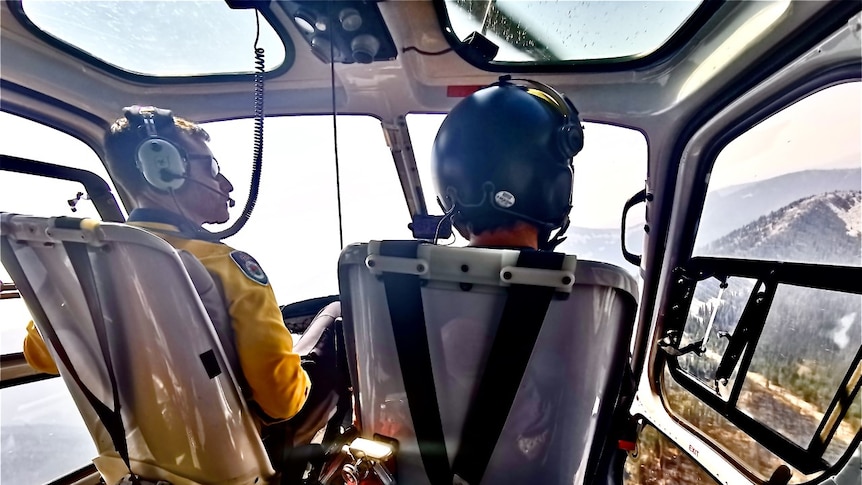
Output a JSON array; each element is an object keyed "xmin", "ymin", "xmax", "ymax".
[
  {"xmin": 1, "ymin": 380, "xmax": 98, "ymax": 485},
  {"xmin": 694, "ymin": 82, "xmax": 861, "ymax": 266},
  {"xmin": 0, "ymin": 112, "xmax": 118, "ymax": 221},
  {"xmin": 664, "ymin": 82, "xmax": 861, "ymax": 482},
  {"xmin": 1, "ymin": 111, "xmax": 118, "ymax": 351},
  {"xmin": 1, "ymin": 112, "xmax": 102, "ymax": 484}
]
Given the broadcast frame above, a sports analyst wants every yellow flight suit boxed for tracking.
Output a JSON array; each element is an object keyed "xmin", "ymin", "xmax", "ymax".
[{"xmin": 23, "ymin": 210, "xmax": 310, "ymax": 421}]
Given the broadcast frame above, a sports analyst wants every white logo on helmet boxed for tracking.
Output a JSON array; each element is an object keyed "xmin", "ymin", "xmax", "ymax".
[{"xmin": 494, "ymin": 191, "xmax": 516, "ymax": 208}]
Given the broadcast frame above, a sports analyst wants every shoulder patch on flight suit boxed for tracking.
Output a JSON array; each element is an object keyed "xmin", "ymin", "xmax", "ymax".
[{"xmin": 229, "ymin": 251, "xmax": 269, "ymax": 285}]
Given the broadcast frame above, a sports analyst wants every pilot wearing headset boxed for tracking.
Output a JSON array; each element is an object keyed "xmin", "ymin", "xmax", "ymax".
[
  {"xmin": 23, "ymin": 106, "xmax": 344, "ymax": 453},
  {"xmin": 432, "ymin": 78, "xmax": 584, "ymax": 483}
]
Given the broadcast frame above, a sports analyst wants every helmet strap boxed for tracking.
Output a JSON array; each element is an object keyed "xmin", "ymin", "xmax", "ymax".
[{"xmin": 540, "ymin": 217, "xmax": 570, "ymax": 251}]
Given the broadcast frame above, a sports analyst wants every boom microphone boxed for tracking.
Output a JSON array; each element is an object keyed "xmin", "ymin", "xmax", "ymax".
[{"xmin": 161, "ymin": 170, "xmax": 236, "ymax": 208}]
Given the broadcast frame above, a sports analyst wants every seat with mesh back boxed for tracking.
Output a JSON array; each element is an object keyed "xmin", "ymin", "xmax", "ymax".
[
  {"xmin": 338, "ymin": 241, "xmax": 638, "ymax": 484},
  {"xmin": 0, "ymin": 213, "xmax": 275, "ymax": 485}
]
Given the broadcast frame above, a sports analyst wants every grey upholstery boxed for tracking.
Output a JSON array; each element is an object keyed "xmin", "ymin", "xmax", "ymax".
[
  {"xmin": 0, "ymin": 213, "xmax": 274, "ymax": 485},
  {"xmin": 338, "ymin": 241, "xmax": 638, "ymax": 484}
]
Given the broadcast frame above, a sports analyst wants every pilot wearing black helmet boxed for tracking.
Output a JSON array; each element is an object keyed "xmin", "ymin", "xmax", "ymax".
[
  {"xmin": 432, "ymin": 76, "xmax": 584, "ymax": 250},
  {"xmin": 432, "ymin": 77, "xmax": 585, "ymax": 482}
]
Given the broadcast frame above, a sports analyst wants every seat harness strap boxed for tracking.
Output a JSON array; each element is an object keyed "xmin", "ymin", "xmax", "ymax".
[
  {"xmin": 1, "ymin": 232, "xmax": 132, "ymax": 474},
  {"xmin": 379, "ymin": 240, "xmax": 452, "ymax": 484},
  {"xmin": 62, "ymin": 239, "xmax": 133, "ymax": 474},
  {"xmin": 0, "ymin": 218, "xmax": 134, "ymax": 477},
  {"xmin": 452, "ymin": 250, "xmax": 564, "ymax": 485},
  {"xmin": 378, "ymin": 242, "xmax": 564, "ymax": 485}
]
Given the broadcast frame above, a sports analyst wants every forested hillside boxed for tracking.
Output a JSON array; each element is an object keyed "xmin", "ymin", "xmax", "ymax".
[
  {"xmin": 702, "ymin": 190, "xmax": 861, "ymax": 265},
  {"xmin": 697, "ymin": 168, "xmax": 861, "ymax": 246}
]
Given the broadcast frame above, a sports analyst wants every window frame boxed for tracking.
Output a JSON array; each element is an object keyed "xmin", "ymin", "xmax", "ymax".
[
  {"xmin": 652, "ymin": 70, "xmax": 862, "ymax": 479},
  {"xmin": 0, "ymin": 155, "xmax": 124, "ymax": 223},
  {"xmin": 661, "ymin": 257, "xmax": 861, "ymax": 475}
]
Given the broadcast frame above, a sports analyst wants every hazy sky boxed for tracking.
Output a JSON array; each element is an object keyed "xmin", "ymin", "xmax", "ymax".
[{"xmin": 710, "ymin": 82, "xmax": 861, "ymax": 189}]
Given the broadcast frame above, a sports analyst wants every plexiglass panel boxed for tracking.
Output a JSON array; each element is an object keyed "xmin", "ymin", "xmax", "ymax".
[
  {"xmin": 677, "ymin": 276, "xmax": 757, "ymax": 394},
  {"xmin": 443, "ymin": 0, "xmax": 702, "ymax": 63},
  {"xmin": 1, "ymin": 378, "xmax": 96, "ymax": 485},
  {"xmin": 740, "ymin": 285, "xmax": 861, "ymax": 458},
  {"xmin": 695, "ymin": 82, "xmax": 862, "ymax": 267},
  {"xmin": 21, "ymin": 0, "xmax": 287, "ymax": 76}
]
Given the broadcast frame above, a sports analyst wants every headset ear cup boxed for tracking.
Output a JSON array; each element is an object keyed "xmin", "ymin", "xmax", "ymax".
[
  {"xmin": 511, "ymin": 78, "xmax": 584, "ymax": 160},
  {"xmin": 557, "ymin": 123, "xmax": 585, "ymax": 159},
  {"xmin": 556, "ymin": 91, "xmax": 584, "ymax": 158},
  {"xmin": 546, "ymin": 160, "xmax": 574, "ymax": 224},
  {"xmin": 136, "ymin": 138, "xmax": 187, "ymax": 191}
]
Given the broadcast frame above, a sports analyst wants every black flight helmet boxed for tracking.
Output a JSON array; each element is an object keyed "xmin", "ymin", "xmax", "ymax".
[{"xmin": 432, "ymin": 76, "xmax": 584, "ymax": 249}]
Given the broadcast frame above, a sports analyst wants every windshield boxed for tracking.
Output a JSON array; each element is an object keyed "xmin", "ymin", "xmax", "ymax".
[
  {"xmin": 200, "ymin": 116, "xmax": 412, "ymax": 303},
  {"xmin": 20, "ymin": 0, "xmax": 287, "ymax": 76},
  {"xmin": 443, "ymin": 0, "xmax": 702, "ymax": 63}
]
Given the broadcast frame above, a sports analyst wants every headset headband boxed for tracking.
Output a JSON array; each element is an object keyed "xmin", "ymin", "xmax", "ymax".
[
  {"xmin": 489, "ymin": 75, "xmax": 584, "ymax": 160},
  {"xmin": 491, "ymin": 76, "xmax": 580, "ymax": 121}
]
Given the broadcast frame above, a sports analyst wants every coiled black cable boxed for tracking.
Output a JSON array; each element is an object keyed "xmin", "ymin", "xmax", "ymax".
[
  {"xmin": 328, "ymin": 1, "xmax": 344, "ymax": 249},
  {"xmin": 211, "ymin": 10, "xmax": 265, "ymax": 241}
]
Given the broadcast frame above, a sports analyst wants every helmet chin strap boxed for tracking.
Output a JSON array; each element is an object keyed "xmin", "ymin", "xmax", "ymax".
[
  {"xmin": 441, "ymin": 192, "xmax": 571, "ymax": 250},
  {"xmin": 540, "ymin": 217, "xmax": 570, "ymax": 251}
]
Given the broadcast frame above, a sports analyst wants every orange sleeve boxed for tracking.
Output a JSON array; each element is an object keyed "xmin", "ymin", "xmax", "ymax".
[{"xmin": 23, "ymin": 320, "xmax": 60, "ymax": 375}]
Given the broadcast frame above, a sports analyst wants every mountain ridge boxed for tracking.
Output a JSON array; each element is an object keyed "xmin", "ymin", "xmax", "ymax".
[
  {"xmin": 558, "ymin": 168, "xmax": 860, "ymax": 272},
  {"xmin": 697, "ymin": 168, "xmax": 861, "ymax": 246},
  {"xmin": 702, "ymin": 190, "xmax": 861, "ymax": 266}
]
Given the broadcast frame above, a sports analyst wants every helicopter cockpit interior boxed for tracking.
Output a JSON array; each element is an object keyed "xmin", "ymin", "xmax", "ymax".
[{"xmin": 1, "ymin": 1, "xmax": 860, "ymax": 484}]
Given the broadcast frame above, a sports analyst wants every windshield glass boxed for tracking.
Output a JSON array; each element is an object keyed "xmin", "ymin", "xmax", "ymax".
[
  {"xmin": 443, "ymin": 0, "xmax": 702, "ymax": 63},
  {"xmin": 20, "ymin": 0, "xmax": 287, "ymax": 76},
  {"xmin": 0, "ymin": 113, "xmax": 409, "ymax": 484},
  {"xmin": 202, "ymin": 115, "xmax": 412, "ymax": 303}
]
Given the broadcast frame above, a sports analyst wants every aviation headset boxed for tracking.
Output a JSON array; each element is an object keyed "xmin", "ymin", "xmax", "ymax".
[
  {"xmin": 432, "ymin": 76, "xmax": 584, "ymax": 246},
  {"xmin": 489, "ymin": 75, "xmax": 584, "ymax": 160},
  {"xmin": 124, "ymin": 105, "xmax": 190, "ymax": 192}
]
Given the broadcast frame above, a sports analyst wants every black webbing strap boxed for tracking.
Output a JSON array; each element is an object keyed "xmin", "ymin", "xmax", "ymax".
[
  {"xmin": 378, "ymin": 241, "xmax": 452, "ymax": 484},
  {"xmin": 1, "ymin": 234, "xmax": 132, "ymax": 473},
  {"xmin": 61, "ymin": 240, "xmax": 133, "ymax": 474},
  {"xmin": 452, "ymin": 250, "xmax": 565, "ymax": 485}
]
